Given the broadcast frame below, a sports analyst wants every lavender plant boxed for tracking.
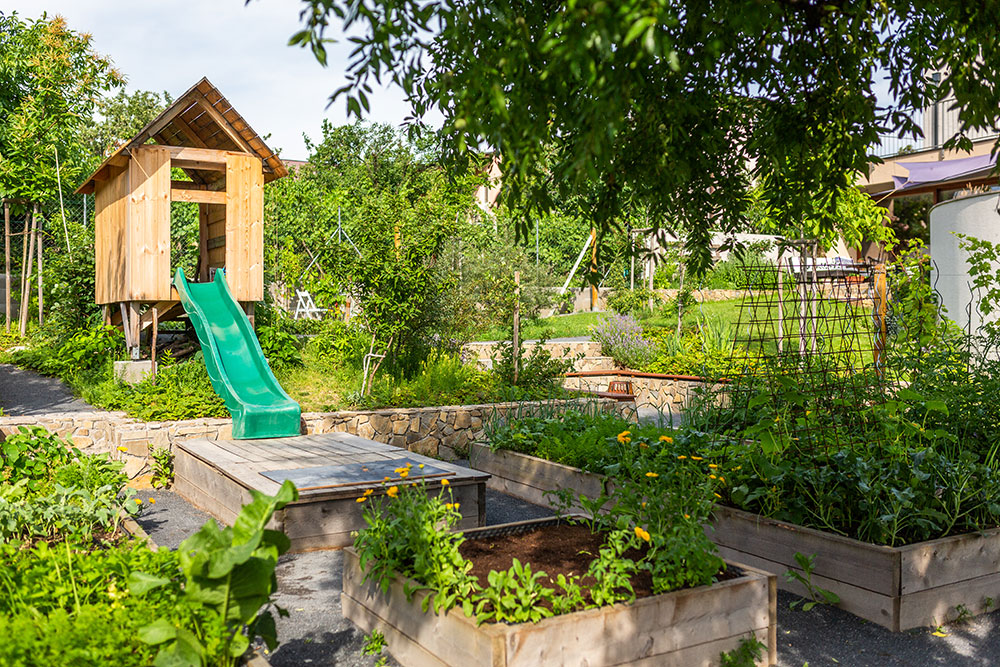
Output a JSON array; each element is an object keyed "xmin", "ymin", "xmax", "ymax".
[{"xmin": 589, "ymin": 314, "xmax": 655, "ymax": 369}]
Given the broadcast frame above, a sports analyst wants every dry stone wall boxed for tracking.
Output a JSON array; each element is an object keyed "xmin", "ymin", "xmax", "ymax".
[
  {"xmin": 563, "ymin": 372, "xmax": 720, "ymax": 411},
  {"xmin": 0, "ymin": 398, "xmax": 626, "ymax": 482}
]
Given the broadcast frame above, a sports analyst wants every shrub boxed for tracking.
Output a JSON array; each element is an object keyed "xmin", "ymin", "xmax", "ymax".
[
  {"xmin": 589, "ymin": 314, "xmax": 655, "ymax": 369},
  {"xmin": 606, "ymin": 286, "xmax": 659, "ymax": 317}
]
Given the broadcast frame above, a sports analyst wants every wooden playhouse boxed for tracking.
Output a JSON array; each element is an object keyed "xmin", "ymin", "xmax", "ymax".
[{"xmin": 76, "ymin": 77, "xmax": 287, "ymax": 357}]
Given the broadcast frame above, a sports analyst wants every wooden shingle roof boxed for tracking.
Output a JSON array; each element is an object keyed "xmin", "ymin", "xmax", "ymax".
[{"xmin": 77, "ymin": 77, "xmax": 287, "ymax": 194}]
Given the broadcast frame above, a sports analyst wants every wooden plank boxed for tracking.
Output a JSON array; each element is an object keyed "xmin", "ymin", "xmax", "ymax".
[
  {"xmin": 174, "ymin": 449, "xmax": 250, "ymax": 520},
  {"xmin": 341, "ymin": 594, "xmax": 451, "ymax": 667},
  {"xmin": 127, "ymin": 145, "xmax": 172, "ymax": 301},
  {"xmin": 164, "ymin": 145, "xmax": 232, "ymax": 164},
  {"xmin": 225, "ymin": 153, "xmax": 264, "ymax": 301},
  {"xmin": 710, "ymin": 505, "xmax": 900, "ymax": 596},
  {"xmin": 715, "ymin": 544, "xmax": 899, "ymax": 631},
  {"xmin": 171, "ymin": 185, "xmax": 227, "ymax": 205},
  {"xmin": 194, "ymin": 93, "xmax": 257, "ymax": 155},
  {"xmin": 898, "ymin": 526, "xmax": 1000, "ymax": 594},
  {"xmin": 899, "ymin": 569, "xmax": 1000, "ymax": 630},
  {"xmin": 198, "ymin": 204, "xmax": 210, "ymax": 280},
  {"xmin": 470, "ymin": 443, "xmax": 607, "ymax": 504},
  {"xmin": 178, "ymin": 439, "xmax": 246, "ymax": 464},
  {"xmin": 95, "ymin": 168, "xmax": 130, "ymax": 304}
]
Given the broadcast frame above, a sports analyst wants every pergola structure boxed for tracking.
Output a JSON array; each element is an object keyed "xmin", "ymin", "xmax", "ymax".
[{"xmin": 76, "ymin": 77, "xmax": 287, "ymax": 358}]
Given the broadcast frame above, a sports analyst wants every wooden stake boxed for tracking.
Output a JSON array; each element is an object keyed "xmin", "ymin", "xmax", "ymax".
[
  {"xmin": 512, "ymin": 271, "xmax": 520, "ymax": 386},
  {"xmin": 36, "ymin": 211, "xmax": 42, "ymax": 327},
  {"xmin": 129, "ymin": 301, "xmax": 141, "ymax": 360},
  {"xmin": 873, "ymin": 263, "xmax": 888, "ymax": 376},
  {"xmin": 4, "ymin": 201, "xmax": 10, "ymax": 333},
  {"xmin": 18, "ymin": 208, "xmax": 36, "ymax": 337},
  {"xmin": 590, "ymin": 228, "xmax": 598, "ymax": 311},
  {"xmin": 19, "ymin": 210, "xmax": 29, "ymax": 333},
  {"xmin": 776, "ymin": 247, "xmax": 784, "ymax": 354}
]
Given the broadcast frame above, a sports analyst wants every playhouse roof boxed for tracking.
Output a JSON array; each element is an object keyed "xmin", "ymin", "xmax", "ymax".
[{"xmin": 77, "ymin": 77, "xmax": 288, "ymax": 194}]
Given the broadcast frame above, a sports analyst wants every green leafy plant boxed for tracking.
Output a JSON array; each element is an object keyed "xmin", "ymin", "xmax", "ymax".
[
  {"xmin": 719, "ymin": 635, "xmax": 767, "ymax": 667},
  {"xmin": 150, "ymin": 446, "xmax": 174, "ymax": 489},
  {"xmin": 473, "ymin": 558, "xmax": 556, "ymax": 624},
  {"xmin": 361, "ymin": 629, "xmax": 387, "ymax": 657},
  {"xmin": 783, "ymin": 552, "xmax": 840, "ymax": 611},
  {"xmin": 0, "ymin": 427, "xmax": 78, "ymax": 489},
  {"xmin": 130, "ymin": 480, "xmax": 298, "ymax": 665}
]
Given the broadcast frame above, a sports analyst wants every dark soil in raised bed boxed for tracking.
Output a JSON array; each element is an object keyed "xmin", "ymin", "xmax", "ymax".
[{"xmin": 459, "ymin": 522, "xmax": 736, "ymax": 605}]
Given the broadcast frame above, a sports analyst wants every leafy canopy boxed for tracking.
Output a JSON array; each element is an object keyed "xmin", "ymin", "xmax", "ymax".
[
  {"xmin": 290, "ymin": 0, "xmax": 1000, "ymax": 272},
  {"xmin": 0, "ymin": 11, "xmax": 123, "ymax": 202}
]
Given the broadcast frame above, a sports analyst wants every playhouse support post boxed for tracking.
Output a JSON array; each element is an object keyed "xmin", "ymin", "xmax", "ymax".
[{"xmin": 129, "ymin": 301, "xmax": 141, "ymax": 360}]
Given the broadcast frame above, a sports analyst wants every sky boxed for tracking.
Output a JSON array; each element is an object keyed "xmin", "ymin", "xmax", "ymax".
[{"xmin": 5, "ymin": 0, "xmax": 439, "ymax": 160}]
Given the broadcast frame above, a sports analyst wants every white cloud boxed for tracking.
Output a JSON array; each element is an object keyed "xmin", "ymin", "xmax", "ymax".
[{"xmin": 5, "ymin": 0, "xmax": 440, "ymax": 158}]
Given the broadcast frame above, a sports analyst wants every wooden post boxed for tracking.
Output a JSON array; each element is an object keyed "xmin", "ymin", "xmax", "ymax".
[
  {"xmin": 19, "ymin": 209, "xmax": 29, "ymax": 333},
  {"xmin": 151, "ymin": 306, "xmax": 159, "ymax": 381},
  {"xmin": 128, "ymin": 301, "xmax": 141, "ymax": 360},
  {"xmin": 798, "ymin": 242, "xmax": 807, "ymax": 357},
  {"xmin": 512, "ymin": 271, "xmax": 520, "ymax": 386},
  {"xmin": 873, "ymin": 263, "xmax": 888, "ymax": 376},
  {"xmin": 18, "ymin": 207, "xmax": 36, "ymax": 337},
  {"xmin": 36, "ymin": 207, "xmax": 43, "ymax": 327},
  {"xmin": 4, "ymin": 201, "xmax": 9, "ymax": 332},
  {"xmin": 810, "ymin": 241, "xmax": 818, "ymax": 354},
  {"xmin": 197, "ymin": 204, "xmax": 210, "ymax": 281},
  {"xmin": 590, "ymin": 228, "xmax": 598, "ymax": 311},
  {"xmin": 776, "ymin": 246, "xmax": 784, "ymax": 354}
]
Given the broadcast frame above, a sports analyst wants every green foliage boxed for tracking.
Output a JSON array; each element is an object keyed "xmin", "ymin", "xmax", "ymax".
[
  {"xmin": 293, "ymin": 1, "xmax": 998, "ymax": 272},
  {"xmin": 606, "ymin": 286, "xmax": 659, "ymax": 318},
  {"xmin": 365, "ymin": 351, "xmax": 496, "ymax": 411},
  {"xmin": 484, "ymin": 407, "xmax": 666, "ymax": 471},
  {"xmin": 958, "ymin": 234, "xmax": 1000, "ymax": 340},
  {"xmin": 719, "ymin": 635, "xmax": 767, "ymax": 667},
  {"xmin": 489, "ymin": 339, "xmax": 576, "ymax": 394},
  {"xmin": 473, "ymin": 558, "xmax": 556, "ymax": 624},
  {"xmin": 355, "ymin": 478, "xmax": 479, "ymax": 615},
  {"xmin": 150, "ymin": 446, "xmax": 174, "ymax": 489},
  {"xmin": 257, "ymin": 324, "xmax": 304, "ymax": 370},
  {"xmin": 130, "ymin": 480, "xmax": 298, "ymax": 664},
  {"xmin": 0, "ymin": 426, "xmax": 77, "ymax": 489},
  {"xmin": 0, "ymin": 12, "xmax": 123, "ymax": 201},
  {"xmin": 361, "ymin": 629, "xmax": 387, "ymax": 658},
  {"xmin": 783, "ymin": 552, "xmax": 840, "ymax": 611},
  {"xmin": 80, "ymin": 88, "xmax": 169, "ymax": 158}
]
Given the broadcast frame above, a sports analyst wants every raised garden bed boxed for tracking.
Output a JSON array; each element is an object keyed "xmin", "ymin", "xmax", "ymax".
[
  {"xmin": 711, "ymin": 505, "xmax": 1000, "ymax": 631},
  {"xmin": 471, "ymin": 443, "xmax": 1000, "ymax": 631},
  {"xmin": 342, "ymin": 517, "xmax": 777, "ymax": 666}
]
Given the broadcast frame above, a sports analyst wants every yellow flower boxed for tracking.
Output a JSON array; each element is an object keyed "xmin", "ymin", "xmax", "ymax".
[
  {"xmin": 691, "ymin": 456, "xmax": 704, "ymax": 461},
  {"xmin": 441, "ymin": 479, "xmax": 450, "ymax": 486},
  {"xmin": 733, "ymin": 466, "xmax": 742, "ymax": 471},
  {"xmin": 684, "ymin": 514, "xmax": 691, "ymax": 519},
  {"xmin": 399, "ymin": 470, "xmax": 409, "ymax": 479},
  {"xmin": 418, "ymin": 464, "xmax": 425, "ymax": 469},
  {"xmin": 363, "ymin": 489, "xmax": 374, "ymax": 497},
  {"xmin": 806, "ymin": 410, "xmax": 812, "ymax": 416},
  {"xmin": 634, "ymin": 526, "xmax": 651, "ymax": 542},
  {"xmin": 639, "ymin": 442, "xmax": 649, "ymax": 450},
  {"xmin": 394, "ymin": 467, "xmax": 408, "ymax": 474},
  {"xmin": 117, "ymin": 446, "xmax": 128, "ymax": 453},
  {"xmin": 387, "ymin": 486, "xmax": 399, "ymax": 498},
  {"xmin": 617, "ymin": 430, "xmax": 632, "ymax": 444},
  {"xmin": 355, "ymin": 497, "xmax": 366, "ymax": 503},
  {"xmin": 135, "ymin": 498, "xmax": 142, "ymax": 505},
  {"xmin": 659, "ymin": 435, "xmax": 674, "ymax": 444},
  {"xmin": 641, "ymin": 501, "xmax": 647, "ymax": 508},
  {"xmin": 645, "ymin": 472, "xmax": 659, "ymax": 478},
  {"xmin": 677, "ymin": 455, "xmax": 687, "ymax": 460},
  {"xmin": 708, "ymin": 464, "xmax": 718, "ymax": 469},
  {"xmin": 406, "ymin": 462, "xmax": 413, "ymax": 468},
  {"xmin": 714, "ymin": 492, "xmax": 722, "ymax": 499},
  {"xmin": 453, "ymin": 502, "xmax": 460, "ymax": 510},
  {"xmin": 709, "ymin": 474, "xmax": 718, "ymax": 480},
  {"xmin": 445, "ymin": 502, "xmax": 453, "ymax": 510},
  {"xmin": 383, "ymin": 476, "xmax": 391, "ymax": 482},
  {"xmin": 148, "ymin": 498, "xmax": 156, "ymax": 505},
  {"xmin": 719, "ymin": 476, "xmax": 725, "ymax": 483}
]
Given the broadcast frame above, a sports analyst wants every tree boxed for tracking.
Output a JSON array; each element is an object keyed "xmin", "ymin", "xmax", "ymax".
[
  {"xmin": 0, "ymin": 11, "xmax": 123, "ymax": 201},
  {"xmin": 79, "ymin": 89, "xmax": 171, "ymax": 158},
  {"xmin": 290, "ymin": 0, "xmax": 1000, "ymax": 273}
]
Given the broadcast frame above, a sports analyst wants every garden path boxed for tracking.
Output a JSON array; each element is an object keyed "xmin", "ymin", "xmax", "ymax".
[
  {"xmin": 135, "ymin": 485, "xmax": 1000, "ymax": 667},
  {"xmin": 0, "ymin": 363, "xmax": 93, "ymax": 415}
]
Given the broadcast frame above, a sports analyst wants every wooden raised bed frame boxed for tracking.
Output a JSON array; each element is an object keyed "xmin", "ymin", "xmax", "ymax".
[
  {"xmin": 471, "ymin": 442, "xmax": 1000, "ymax": 631},
  {"xmin": 342, "ymin": 518, "xmax": 777, "ymax": 667}
]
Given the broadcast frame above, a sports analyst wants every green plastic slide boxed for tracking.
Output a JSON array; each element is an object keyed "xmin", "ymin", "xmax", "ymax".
[{"xmin": 173, "ymin": 268, "xmax": 301, "ymax": 439}]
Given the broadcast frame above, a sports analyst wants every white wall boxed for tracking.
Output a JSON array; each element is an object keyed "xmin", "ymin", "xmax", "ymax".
[{"xmin": 929, "ymin": 191, "xmax": 1000, "ymax": 336}]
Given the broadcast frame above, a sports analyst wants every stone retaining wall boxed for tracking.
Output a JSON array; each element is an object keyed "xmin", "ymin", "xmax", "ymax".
[
  {"xmin": 563, "ymin": 371, "xmax": 720, "ymax": 410},
  {"xmin": 0, "ymin": 397, "xmax": 626, "ymax": 482}
]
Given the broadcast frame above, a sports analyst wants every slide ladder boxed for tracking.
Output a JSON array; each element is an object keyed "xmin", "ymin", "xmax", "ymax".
[{"xmin": 173, "ymin": 268, "xmax": 300, "ymax": 439}]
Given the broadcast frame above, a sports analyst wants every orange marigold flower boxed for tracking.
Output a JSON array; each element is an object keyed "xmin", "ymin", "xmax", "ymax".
[
  {"xmin": 634, "ymin": 526, "xmax": 651, "ymax": 542},
  {"xmin": 645, "ymin": 472, "xmax": 659, "ymax": 478},
  {"xmin": 617, "ymin": 430, "xmax": 632, "ymax": 444},
  {"xmin": 363, "ymin": 489, "xmax": 374, "ymax": 497},
  {"xmin": 387, "ymin": 486, "xmax": 399, "ymax": 498},
  {"xmin": 355, "ymin": 497, "xmax": 366, "ymax": 503},
  {"xmin": 659, "ymin": 435, "xmax": 674, "ymax": 444},
  {"xmin": 691, "ymin": 456, "xmax": 704, "ymax": 461},
  {"xmin": 441, "ymin": 479, "xmax": 450, "ymax": 486}
]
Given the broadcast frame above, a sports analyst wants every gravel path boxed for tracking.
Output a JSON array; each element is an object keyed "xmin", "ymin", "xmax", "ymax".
[
  {"xmin": 137, "ymin": 486, "xmax": 1000, "ymax": 667},
  {"xmin": 0, "ymin": 363, "xmax": 93, "ymax": 415}
]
